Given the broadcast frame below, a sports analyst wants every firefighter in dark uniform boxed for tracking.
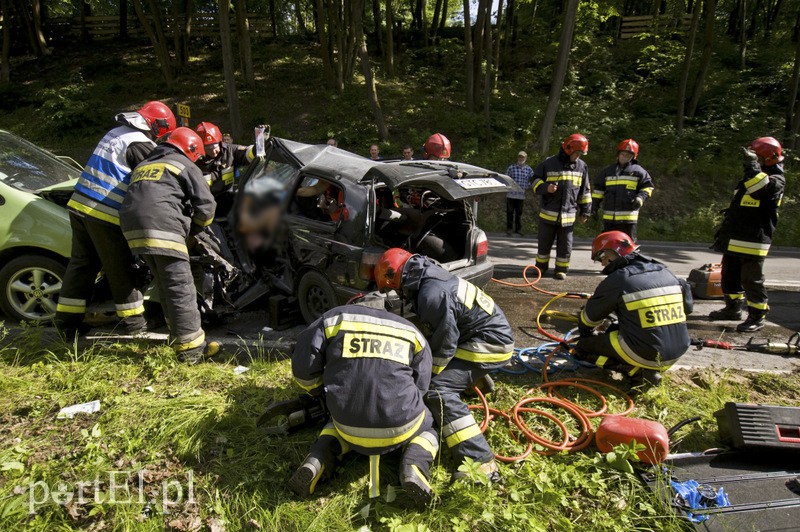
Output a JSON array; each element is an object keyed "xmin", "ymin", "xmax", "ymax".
[
  {"xmin": 55, "ymin": 101, "xmax": 176, "ymax": 337},
  {"xmin": 120, "ymin": 127, "xmax": 218, "ymax": 363},
  {"xmin": 709, "ymin": 137, "xmax": 786, "ymax": 332},
  {"xmin": 591, "ymin": 138, "xmax": 654, "ymax": 241},
  {"xmin": 289, "ymin": 297, "xmax": 439, "ymax": 506},
  {"xmin": 532, "ymin": 133, "xmax": 592, "ymax": 280},
  {"xmin": 575, "ymin": 231, "xmax": 693, "ymax": 388},
  {"xmin": 374, "ymin": 249, "xmax": 514, "ymax": 483},
  {"xmin": 194, "ymin": 122, "xmax": 255, "ymax": 196}
]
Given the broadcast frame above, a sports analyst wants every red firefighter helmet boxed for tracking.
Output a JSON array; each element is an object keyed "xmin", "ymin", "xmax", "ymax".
[
  {"xmin": 423, "ymin": 133, "xmax": 451, "ymax": 160},
  {"xmin": 164, "ymin": 127, "xmax": 204, "ymax": 163},
  {"xmin": 137, "ymin": 101, "xmax": 177, "ymax": 138},
  {"xmin": 374, "ymin": 248, "xmax": 413, "ymax": 291},
  {"xmin": 616, "ymin": 138, "xmax": 639, "ymax": 158},
  {"xmin": 749, "ymin": 137, "xmax": 784, "ymax": 165},
  {"xmin": 591, "ymin": 231, "xmax": 638, "ymax": 261},
  {"xmin": 562, "ymin": 134, "xmax": 589, "ymax": 156},
  {"xmin": 194, "ymin": 122, "xmax": 223, "ymax": 146}
]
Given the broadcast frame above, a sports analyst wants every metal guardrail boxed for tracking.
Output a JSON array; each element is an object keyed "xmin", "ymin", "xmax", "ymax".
[{"xmin": 619, "ymin": 14, "xmax": 693, "ymax": 39}]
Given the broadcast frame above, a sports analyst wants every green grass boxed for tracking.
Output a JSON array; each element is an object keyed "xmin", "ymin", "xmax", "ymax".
[{"xmin": 2, "ymin": 321, "xmax": 799, "ymax": 531}]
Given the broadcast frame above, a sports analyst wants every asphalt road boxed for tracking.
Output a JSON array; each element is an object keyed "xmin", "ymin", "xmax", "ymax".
[{"xmin": 486, "ymin": 233, "xmax": 800, "ymax": 374}]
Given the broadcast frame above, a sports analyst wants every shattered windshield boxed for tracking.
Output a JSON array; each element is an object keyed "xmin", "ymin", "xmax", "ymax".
[{"xmin": 0, "ymin": 131, "xmax": 80, "ymax": 191}]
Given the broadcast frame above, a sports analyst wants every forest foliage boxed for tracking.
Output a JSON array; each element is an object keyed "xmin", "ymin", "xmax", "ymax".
[{"xmin": 1, "ymin": 0, "xmax": 798, "ymax": 244}]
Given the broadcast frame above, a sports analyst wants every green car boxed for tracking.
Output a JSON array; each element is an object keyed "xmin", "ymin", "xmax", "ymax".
[{"xmin": 0, "ymin": 130, "xmax": 81, "ymax": 322}]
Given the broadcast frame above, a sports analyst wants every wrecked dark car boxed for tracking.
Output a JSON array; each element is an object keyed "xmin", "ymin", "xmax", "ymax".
[{"xmin": 210, "ymin": 136, "xmax": 520, "ymax": 324}]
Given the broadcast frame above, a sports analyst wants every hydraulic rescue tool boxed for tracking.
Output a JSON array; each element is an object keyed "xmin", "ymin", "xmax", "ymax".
[
  {"xmin": 257, "ymin": 395, "xmax": 328, "ymax": 435},
  {"xmin": 691, "ymin": 332, "xmax": 799, "ymax": 355}
]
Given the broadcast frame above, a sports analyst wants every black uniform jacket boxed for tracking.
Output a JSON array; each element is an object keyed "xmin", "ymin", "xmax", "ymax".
[
  {"xmin": 292, "ymin": 305, "xmax": 432, "ymax": 454},
  {"xmin": 120, "ymin": 145, "xmax": 216, "ymax": 258},
  {"xmin": 402, "ymin": 255, "xmax": 514, "ymax": 374},
  {"xmin": 591, "ymin": 160, "xmax": 654, "ymax": 223},
  {"xmin": 713, "ymin": 162, "xmax": 785, "ymax": 258},
  {"xmin": 579, "ymin": 253, "xmax": 693, "ymax": 369},
  {"xmin": 197, "ymin": 143, "xmax": 255, "ymax": 195},
  {"xmin": 531, "ymin": 149, "xmax": 592, "ymax": 226}
]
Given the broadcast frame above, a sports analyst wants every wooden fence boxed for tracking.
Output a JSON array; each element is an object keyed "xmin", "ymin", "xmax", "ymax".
[
  {"xmin": 42, "ymin": 13, "xmax": 273, "ymax": 41},
  {"xmin": 619, "ymin": 14, "xmax": 693, "ymax": 39}
]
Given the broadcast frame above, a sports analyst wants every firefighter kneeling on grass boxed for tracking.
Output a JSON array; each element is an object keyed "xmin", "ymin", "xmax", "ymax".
[
  {"xmin": 574, "ymin": 231, "xmax": 693, "ymax": 388},
  {"xmin": 289, "ymin": 296, "xmax": 439, "ymax": 507},
  {"xmin": 374, "ymin": 249, "xmax": 514, "ymax": 483}
]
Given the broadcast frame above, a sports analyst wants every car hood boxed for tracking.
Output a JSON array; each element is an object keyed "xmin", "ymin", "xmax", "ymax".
[
  {"xmin": 271, "ymin": 137, "xmax": 521, "ymax": 201},
  {"xmin": 37, "ymin": 178, "xmax": 79, "ymax": 193}
]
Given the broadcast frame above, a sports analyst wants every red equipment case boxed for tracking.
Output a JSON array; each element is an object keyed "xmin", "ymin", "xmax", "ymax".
[{"xmin": 595, "ymin": 415, "xmax": 669, "ymax": 464}]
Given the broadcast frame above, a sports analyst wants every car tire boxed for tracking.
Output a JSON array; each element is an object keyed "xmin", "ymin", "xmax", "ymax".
[
  {"xmin": 297, "ymin": 270, "xmax": 337, "ymax": 324},
  {"xmin": 0, "ymin": 255, "xmax": 66, "ymax": 323}
]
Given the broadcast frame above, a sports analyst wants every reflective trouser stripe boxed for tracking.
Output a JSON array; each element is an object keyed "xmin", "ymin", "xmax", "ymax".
[
  {"xmin": 410, "ymin": 464, "xmax": 432, "ymax": 490},
  {"xmin": 407, "ymin": 431, "xmax": 439, "ymax": 460},
  {"xmin": 727, "ymin": 239, "xmax": 770, "ymax": 257},
  {"xmin": 115, "ymin": 300, "xmax": 144, "ymax": 318},
  {"xmin": 334, "ymin": 411, "xmax": 426, "ymax": 449},
  {"xmin": 595, "ymin": 356, "xmax": 608, "ymax": 367},
  {"xmin": 369, "ymin": 455, "xmax": 380, "ymax": 498},
  {"xmin": 442, "ymin": 414, "xmax": 483, "ymax": 448},
  {"xmin": 295, "ymin": 376, "xmax": 324, "ymax": 392},
  {"xmin": 320, "ymin": 423, "xmax": 351, "ymax": 455},
  {"xmin": 175, "ymin": 330, "xmax": 205, "ymax": 352},
  {"xmin": 747, "ymin": 301, "xmax": 768, "ymax": 310},
  {"xmin": 56, "ymin": 297, "xmax": 86, "ymax": 314},
  {"xmin": 608, "ymin": 330, "xmax": 672, "ymax": 371}
]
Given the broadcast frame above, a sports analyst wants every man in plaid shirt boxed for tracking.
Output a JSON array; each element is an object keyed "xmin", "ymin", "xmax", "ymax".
[{"xmin": 505, "ymin": 151, "xmax": 534, "ymax": 236}]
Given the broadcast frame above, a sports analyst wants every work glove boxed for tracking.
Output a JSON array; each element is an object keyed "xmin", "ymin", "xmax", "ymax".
[
  {"xmin": 741, "ymin": 147, "xmax": 760, "ymax": 174},
  {"xmin": 633, "ymin": 196, "xmax": 644, "ymax": 209}
]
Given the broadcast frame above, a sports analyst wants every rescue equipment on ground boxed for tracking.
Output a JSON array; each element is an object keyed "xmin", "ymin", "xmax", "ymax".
[
  {"xmin": 257, "ymin": 394, "xmax": 328, "ymax": 435},
  {"xmin": 715, "ymin": 402, "xmax": 800, "ymax": 454},
  {"xmin": 595, "ymin": 416, "xmax": 670, "ymax": 464},
  {"xmin": 691, "ymin": 332, "xmax": 799, "ymax": 355},
  {"xmin": 687, "ymin": 263, "xmax": 723, "ymax": 299}
]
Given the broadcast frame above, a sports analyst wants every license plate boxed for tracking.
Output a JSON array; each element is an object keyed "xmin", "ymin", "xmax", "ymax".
[{"xmin": 455, "ymin": 178, "xmax": 502, "ymax": 190}]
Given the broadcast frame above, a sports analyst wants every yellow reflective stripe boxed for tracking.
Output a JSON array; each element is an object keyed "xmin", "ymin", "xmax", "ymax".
[
  {"xmin": 560, "ymin": 214, "xmax": 576, "ymax": 224},
  {"xmin": 454, "ymin": 347, "xmax": 512, "ymax": 364},
  {"xmin": 727, "ymin": 293, "xmax": 745, "ymax": 300},
  {"xmin": 56, "ymin": 303, "xmax": 85, "ymax": 314},
  {"xmin": 627, "ymin": 367, "xmax": 639, "ymax": 377},
  {"xmin": 609, "ymin": 330, "xmax": 638, "ymax": 367},
  {"xmin": 409, "ymin": 436, "xmax": 438, "ymax": 460},
  {"xmin": 192, "ymin": 215, "xmax": 214, "ymax": 227},
  {"xmin": 68, "ymin": 198, "xmax": 120, "ymax": 225},
  {"xmin": 727, "ymin": 239, "xmax": 770, "ymax": 256},
  {"xmin": 127, "ymin": 238, "xmax": 189, "ymax": 255},
  {"xmin": 310, "ymin": 463, "xmax": 325, "ymax": 494},
  {"xmin": 206, "ymin": 176, "xmax": 213, "ymax": 186},
  {"xmin": 624, "ymin": 293, "xmax": 683, "ymax": 311},
  {"xmin": 411, "ymin": 465, "xmax": 432, "ymax": 491},
  {"xmin": 335, "ymin": 411, "xmax": 426, "ymax": 449},
  {"xmin": 432, "ymin": 364, "xmax": 446, "ymax": 374},
  {"xmin": 320, "ymin": 423, "xmax": 351, "ymax": 454},
  {"xmin": 747, "ymin": 301, "xmax": 768, "ymax": 310},
  {"xmin": 369, "ymin": 455, "xmax": 380, "ymax": 498},
  {"xmin": 609, "ymin": 331, "xmax": 671, "ymax": 370},
  {"xmin": 578, "ymin": 194, "xmax": 592, "ymax": 205},
  {"xmin": 744, "ymin": 172, "xmax": 768, "ymax": 194},
  {"xmin": 324, "ymin": 319, "xmax": 424, "ymax": 353},
  {"xmin": 539, "ymin": 211, "xmax": 558, "ymax": 222},
  {"xmin": 555, "ymin": 260, "xmax": 570, "ymax": 267},
  {"xmin": 295, "ymin": 376, "xmax": 324, "ymax": 392},
  {"xmin": 595, "ymin": 356, "xmax": 608, "ymax": 367},
  {"xmin": 445, "ymin": 423, "xmax": 482, "ymax": 448},
  {"xmin": 641, "ymin": 187, "xmax": 654, "ymax": 197},
  {"xmin": 246, "ymin": 145, "xmax": 256, "ymax": 162},
  {"xmin": 606, "ymin": 179, "xmax": 639, "ymax": 187},
  {"xmin": 532, "ymin": 180, "xmax": 545, "ymax": 192},
  {"xmin": 603, "ymin": 211, "xmax": 639, "ymax": 221},
  {"xmin": 116, "ymin": 304, "xmax": 145, "ymax": 318},
  {"xmin": 222, "ymin": 167, "xmax": 235, "ymax": 185},
  {"xmin": 580, "ymin": 308, "xmax": 602, "ymax": 327},
  {"xmin": 175, "ymin": 331, "xmax": 205, "ymax": 352},
  {"xmin": 592, "ymin": 191, "xmax": 604, "ymax": 199}
]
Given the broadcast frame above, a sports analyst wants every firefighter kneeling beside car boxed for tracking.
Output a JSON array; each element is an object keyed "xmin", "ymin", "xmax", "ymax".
[
  {"xmin": 289, "ymin": 296, "xmax": 439, "ymax": 507},
  {"xmin": 574, "ymin": 231, "xmax": 693, "ymax": 388}
]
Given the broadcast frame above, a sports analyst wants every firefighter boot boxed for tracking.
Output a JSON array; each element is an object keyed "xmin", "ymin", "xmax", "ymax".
[
  {"xmin": 708, "ymin": 297, "xmax": 746, "ymax": 321},
  {"xmin": 631, "ymin": 369, "xmax": 662, "ymax": 390},
  {"xmin": 400, "ymin": 464, "xmax": 433, "ymax": 507},
  {"xmin": 737, "ymin": 311, "xmax": 766, "ymax": 333},
  {"xmin": 288, "ymin": 435, "xmax": 340, "ymax": 497},
  {"xmin": 178, "ymin": 341, "xmax": 221, "ymax": 365}
]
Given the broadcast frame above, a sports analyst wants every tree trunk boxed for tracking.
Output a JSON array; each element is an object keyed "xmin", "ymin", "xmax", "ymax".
[
  {"xmin": 218, "ymin": 0, "xmax": 243, "ymax": 140},
  {"xmin": 173, "ymin": 0, "xmax": 185, "ymax": 68},
  {"xmin": 483, "ymin": 3, "xmax": 493, "ymax": 142},
  {"xmin": 236, "ymin": 0, "xmax": 255, "ymax": 89},
  {"xmin": 352, "ymin": 0, "xmax": 387, "ymax": 139},
  {"xmin": 676, "ymin": 0, "xmax": 702, "ymax": 132},
  {"xmin": 30, "ymin": 0, "xmax": 49, "ymax": 55},
  {"xmin": 739, "ymin": 0, "xmax": 747, "ymax": 69},
  {"xmin": 385, "ymin": 0, "xmax": 395, "ymax": 76},
  {"xmin": 493, "ymin": 0, "xmax": 504, "ymax": 84},
  {"xmin": 317, "ymin": 0, "xmax": 335, "ymax": 86},
  {"xmin": 1, "ymin": 0, "xmax": 10, "ymax": 83},
  {"xmin": 431, "ymin": 0, "xmax": 443, "ymax": 42},
  {"xmin": 120, "ymin": 0, "xmax": 129, "ymax": 40},
  {"xmin": 14, "ymin": 0, "xmax": 40, "ymax": 54},
  {"xmin": 687, "ymin": 0, "xmax": 715, "ymax": 118},
  {"xmin": 535, "ymin": 0, "xmax": 579, "ymax": 154},
  {"xmin": 269, "ymin": 0, "xmax": 277, "ymax": 38},
  {"xmin": 439, "ymin": 0, "xmax": 448, "ymax": 31},
  {"xmin": 183, "ymin": 0, "xmax": 194, "ymax": 65},
  {"xmin": 421, "ymin": 0, "xmax": 428, "ymax": 46},
  {"xmin": 463, "ymin": 0, "xmax": 474, "ymax": 112},
  {"xmin": 472, "ymin": 0, "xmax": 488, "ymax": 111},
  {"xmin": 763, "ymin": 0, "xmax": 783, "ymax": 41},
  {"xmin": 372, "ymin": 0, "xmax": 381, "ymax": 54},
  {"xmin": 133, "ymin": 0, "xmax": 175, "ymax": 89},
  {"xmin": 786, "ymin": 10, "xmax": 800, "ymax": 148},
  {"xmin": 502, "ymin": 0, "xmax": 515, "ymax": 69},
  {"xmin": 295, "ymin": 0, "xmax": 307, "ymax": 34},
  {"xmin": 334, "ymin": 0, "xmax": 345, "ymax": 90},
  {"xmin": 344, "ymin": 1, "xmax": 359, "ymax": 82}
]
